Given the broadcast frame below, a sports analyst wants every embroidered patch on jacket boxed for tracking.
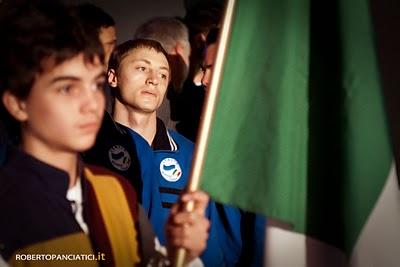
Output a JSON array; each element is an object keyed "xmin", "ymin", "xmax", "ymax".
[
  {"xmin": 160, "ymin": 158, "xmax": 182, "ymax": 182},
  {"xmin": 108, "ymin": 145, "xmax": 131, "ymax": 171}
]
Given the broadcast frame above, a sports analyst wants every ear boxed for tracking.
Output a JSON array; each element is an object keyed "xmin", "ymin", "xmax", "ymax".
[
  {"xmin": 2, "ymin": 91, "xmax": 28, "ymax": 122},
  {"xmin": 176, "ymin": 42, "xmax": 184, "ymax": 56},
  {"xmin": 108, "ymin": 69, "xmax": 118, "ymax": 88},
  {"xmin": 175, "ymin": 41, "xmax": 190, "ymax": 66}
]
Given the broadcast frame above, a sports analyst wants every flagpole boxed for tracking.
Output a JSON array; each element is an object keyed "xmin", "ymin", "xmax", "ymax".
[{"xmin": 172, "ymin": 0, "xmax": 237, "ymax": 266}]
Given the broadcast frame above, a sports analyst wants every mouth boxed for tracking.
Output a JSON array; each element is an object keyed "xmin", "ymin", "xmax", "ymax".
[
  {"xmin": 79, "ymin": 121, "xmax": 100, "ymax": 132},
  {"xmin": 141, "ymin": 89, "xmax": 157, "ymax": 97}
]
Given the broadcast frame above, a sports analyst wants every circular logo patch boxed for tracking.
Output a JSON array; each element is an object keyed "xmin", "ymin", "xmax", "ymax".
[
  {"xmin": 108, "ymin": 145, "xmax": 131, "ymax": 171},
  {"xmin": 160, "ymin": 158, "xmax": 182, "ymax": 182}
]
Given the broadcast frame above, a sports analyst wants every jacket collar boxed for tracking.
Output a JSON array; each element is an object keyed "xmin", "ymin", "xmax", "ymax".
[{"xmin": 152, "ymin": 118, "xmax": 177, "ymax": 151}]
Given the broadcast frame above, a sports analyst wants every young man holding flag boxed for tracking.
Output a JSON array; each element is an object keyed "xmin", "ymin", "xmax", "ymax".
[{"xmin": 85, "ymin": 37, "xmax": 265, "ymax": 266}]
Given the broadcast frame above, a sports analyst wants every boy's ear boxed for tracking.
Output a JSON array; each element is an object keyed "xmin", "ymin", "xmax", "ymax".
[
  {"xmin": 175, "ymin": 41, "xmax": 190, "ymax": 66},
  {"xmin": 175, "ymin": 42, "xmax": 184, "ymax": 56},
  {"xmin": 108, "ymin": 69, "xmax": 118, "ymax": 88},
  {"xmin": 2, "ymin": 90, "xmax": 28, "ymax": 122}
]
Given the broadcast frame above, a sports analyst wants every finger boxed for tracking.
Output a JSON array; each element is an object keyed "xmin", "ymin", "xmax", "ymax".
[
  {"xmin": 180, "ymin": 190, "xmax": 209, "ymax": 216},
  {"xmin": 166, "ymin": 217, "xmax": 210, "ymax": 239},
  {"xmin": 169, "ymin": 210, "xmax": 197, "ymax": 225},
  {"xmin": 169, "ymin": 202, "xmax": 179, "ymax": 215},
  {"xmin": 166, "ymin": 227, "xmax": 207, "ymax": 248},
  {"xmin": 166, "ymin": 220, "xmax": 209, "ymax": 255}
]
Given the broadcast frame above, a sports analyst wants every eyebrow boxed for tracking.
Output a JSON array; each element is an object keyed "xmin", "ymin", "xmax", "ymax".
[
  {"xmin": 202, "ymin": 64, "xmax": 213, "ymax": 70},
  {"xmin": 50, "ymin": 71, "xmax": 106, "ymax": 84},
  {"xmin": 135, "ymin": 59, "xmax": 170, "ymax": 72},
  {"xmin": 106, "ymin": 39, "xmax": 117, "ymax": 45}
]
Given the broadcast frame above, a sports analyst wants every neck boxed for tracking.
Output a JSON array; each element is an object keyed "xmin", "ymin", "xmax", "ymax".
[
  {"xmin": 21, "ymin": 133, "xmax": 78, "ymax": 188},
  {"xmin": 113, "ymin": 99, "xmax": 157, "ymax": 145}
]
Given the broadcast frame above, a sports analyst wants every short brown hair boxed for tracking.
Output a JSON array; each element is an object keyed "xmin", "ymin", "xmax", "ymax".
[{"xmin": 108, "ymin": 38, "xmax": 170, "ymax": 74}]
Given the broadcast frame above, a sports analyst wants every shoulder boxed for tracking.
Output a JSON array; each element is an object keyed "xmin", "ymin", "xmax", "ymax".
[
  {"xmin": 0, "ymin": 163, "xmax": 31, "ymax": 200},
  {"xmin": 83, "ymin": 116, "xmax": 141, "ymax": 183},
  {"xmin": 89, "ymin": 113, "xmax": 137, "ymax": 157}
]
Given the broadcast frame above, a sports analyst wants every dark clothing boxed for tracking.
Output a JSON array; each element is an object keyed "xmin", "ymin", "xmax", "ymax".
[
  {"xmin": 0, "ymin": 120, "xmax": 8, "ymax": 165},
  {"xmin": 175, "ymin": 80, "xmax": 205, "ymax": 142},
  {"xmin": 0, "ymin": 147, "xmax": 162, "ymax": 266}
]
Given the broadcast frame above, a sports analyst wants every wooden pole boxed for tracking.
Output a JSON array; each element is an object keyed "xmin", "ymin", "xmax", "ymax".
[{"xmin": 172, "ymin": 0, "xmax": 237, "ymax": 266}]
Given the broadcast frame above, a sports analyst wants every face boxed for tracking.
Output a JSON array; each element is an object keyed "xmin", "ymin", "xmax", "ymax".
[
  {"xmin": 99, "ymin": 26, "xmax": 117, "ymax": 65},
  {"xmin": 10, "ymin": 54, "xmax": 105, "ymax": 154},
  {"xmin": 201, "ymin": 43, "xmax": 217, "ymax": 90},
  {"xmin": 111, "ymin": 47, "xmax": 170, "ymax": 114}
]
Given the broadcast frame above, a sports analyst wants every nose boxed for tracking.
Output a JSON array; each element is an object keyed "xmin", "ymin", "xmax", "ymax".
[
  {"xmin": 81, "ymin": 86, "xmax": 104, "ymax": 113},
  {"xmin": 201, "ymin": 69, "xmax": 211, "ymax": 88},
  {"xmin": 146, "ymin": 70, "xmax": 159, "ymax": 86},
  {"xmin": 193, "ymin": 68, "xmax": 204, "ymax": 86}
]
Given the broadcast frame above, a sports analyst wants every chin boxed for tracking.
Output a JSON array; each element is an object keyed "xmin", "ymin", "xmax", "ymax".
[
  {"xmin": 74, "ymin": 137, "xmax": 97, "ymax": 152},
  {"xmin": 139, "ymin": 102, "xmax": 159, "ymax": 112},
  {"xmin": 141, "ymin": 106, "xmax": 158, "ymax": 113}
]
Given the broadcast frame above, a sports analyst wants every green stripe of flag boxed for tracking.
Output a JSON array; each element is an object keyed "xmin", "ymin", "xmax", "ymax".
[
  {"xmin": 201, "ymin": 0, "xmax": 309, "ymax": 232},
  {"xmin": 200, "ymin": 0, "xmax": 392, "ymax": 256},
  {"xmin": 339, "ymin": 0, "xmax": 391, "ymax": 253}
]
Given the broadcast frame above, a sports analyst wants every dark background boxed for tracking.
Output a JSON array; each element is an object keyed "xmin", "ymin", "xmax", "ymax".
[{"xmin": 70, "ymin": 0, "xmax": 185, "ymax": 43}]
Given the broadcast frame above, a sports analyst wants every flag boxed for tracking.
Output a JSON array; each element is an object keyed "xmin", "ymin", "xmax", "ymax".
[{"xmin": 199, "ymin": 0, "xmax": 400, "ymax": 265}]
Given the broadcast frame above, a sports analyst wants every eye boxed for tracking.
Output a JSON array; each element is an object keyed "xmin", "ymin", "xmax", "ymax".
[
  {"xmin": 92, "ymin": 81, "xmax": 105, "ymax": 92},
  {"xmin": 160, "ymin": 73, "xmax": 168, "ymax": 80},
  {"xmin": 58, "ymin": 85, "xmax": 74, "ymax": 95},
  {"xmin": 137, "ymin": 66, "xmax": 146, "ymax": 72},
  {"xmin": 56, "ymin": 82, "xmax": 81, "ymax": 96}
]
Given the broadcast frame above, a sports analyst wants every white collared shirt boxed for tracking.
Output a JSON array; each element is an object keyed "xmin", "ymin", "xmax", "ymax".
[{"xmin": 66, "ymin": 179, "xmax": 89, "ymax": 234}]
